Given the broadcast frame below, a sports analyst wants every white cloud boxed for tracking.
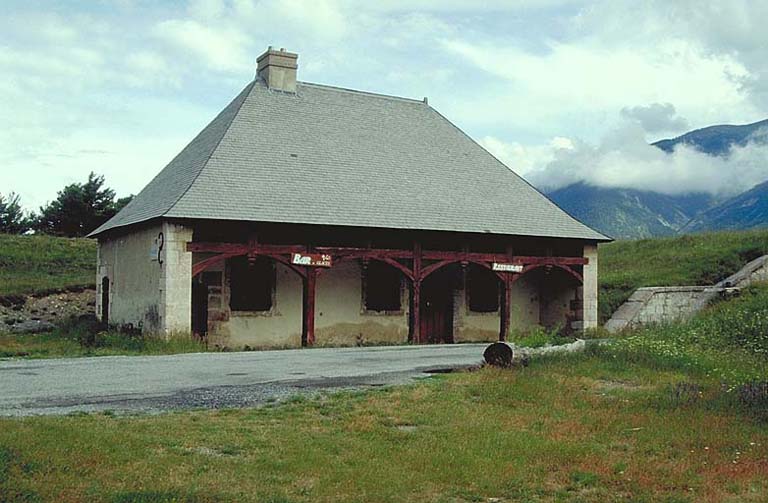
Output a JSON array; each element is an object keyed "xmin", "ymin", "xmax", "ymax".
[
  {"xmin": 440, "ymin": 37, "xmax": 754, "ymax": 140},
  {"xmin": 154, "ymin": 19, "xmax": 252, "ymax": 73},
  {"xmin": 484, "ymin": 124, "xmax": 768, "ymax": 196}
]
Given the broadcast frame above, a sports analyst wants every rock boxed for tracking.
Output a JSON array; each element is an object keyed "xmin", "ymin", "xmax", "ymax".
[
  {"xmin": 10, "ymin": 320, "xmax": 56, "ymax": 334},
  {"xmin": 484, "ymin": 342, "xmax": 514, "ymax": 367}
]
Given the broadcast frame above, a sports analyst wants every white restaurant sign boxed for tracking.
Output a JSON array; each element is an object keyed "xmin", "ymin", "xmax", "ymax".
[{"xmin": 492, "ymin": 262, "xmax": 524, "ymax": 273}]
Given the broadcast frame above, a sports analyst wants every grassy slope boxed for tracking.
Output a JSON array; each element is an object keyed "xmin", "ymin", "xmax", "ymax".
[
  {"xmin": 0, "ymin": 234, "xmax": 96, "ymax": 297},
  {"xmin": 598, "ymin": 229, "xmax": 768, "ymax": 322}
]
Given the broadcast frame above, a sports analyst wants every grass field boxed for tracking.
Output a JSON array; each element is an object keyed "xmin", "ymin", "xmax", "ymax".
[
  {"xmin": 1, "ymin": 353, "xmax": 766, "ymax": 502},
  {"xmin": 598, "ymin": 229, "xmax": 768, "ymax": 322},
  {"xmin": 0, "ymin": 234, "xmax": 96, "ymax": 298}
]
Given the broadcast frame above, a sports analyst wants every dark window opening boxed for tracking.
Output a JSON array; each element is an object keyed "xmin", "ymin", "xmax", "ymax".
[
  {"xmin": 229, "ymin": 256, "xmax": 275, "ymax": 312},
  {"xmin": 467, "ymin": 265, "xmax": 499, "ymax": 312},
  {"xmin": 364, "ymin": 261, "xmax": 402, "ymax": 312}
]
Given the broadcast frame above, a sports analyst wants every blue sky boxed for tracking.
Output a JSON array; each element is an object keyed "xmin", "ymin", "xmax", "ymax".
[{"xmin": 3, "ymin": 0, "xmax": 768, "ymax": 211}]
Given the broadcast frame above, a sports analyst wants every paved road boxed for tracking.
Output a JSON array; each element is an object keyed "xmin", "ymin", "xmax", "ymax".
[{"xmin": 0, "ymin": 344, "xmax": 487, "ymax": 416}]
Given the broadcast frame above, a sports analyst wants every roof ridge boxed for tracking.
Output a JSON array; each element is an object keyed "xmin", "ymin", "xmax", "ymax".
[
  {"xmin": 165, "ymin": 80, "xmax": 256, "ymax": 217},
  {"xmin": 298, "ymin": 81, "xmax": 425, "ymax": 104}
]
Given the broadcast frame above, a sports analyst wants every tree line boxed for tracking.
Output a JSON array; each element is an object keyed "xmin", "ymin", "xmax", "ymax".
[{"xmin": 1, "ymin": 172, "xmax": 133, "ymax": 237}]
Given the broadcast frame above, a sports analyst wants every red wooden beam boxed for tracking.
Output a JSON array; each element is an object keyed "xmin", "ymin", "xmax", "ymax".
[
  {"xmin": 411, "ymin": 242, "xmax": 422, "ymax": 344},
  {"xmin": 187, "ymin": 242, "xmax": 588, "ymax": 268}
]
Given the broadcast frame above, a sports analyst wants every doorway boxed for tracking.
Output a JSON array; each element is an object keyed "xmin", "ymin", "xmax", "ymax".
[
  {"xmin": 420, "ymin": 267, "xmax": 455, "ymax": 344},
  {"xmin": 192, "ymin": 277, "xmax": 209, "ymax": 338},
  {"xmin": 101, "ymin": 277, "xmax": 110, "ymax": 323}
]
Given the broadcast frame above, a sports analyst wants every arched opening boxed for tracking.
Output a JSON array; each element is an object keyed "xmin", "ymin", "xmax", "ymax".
[
  {"xmin": 516, "ymin": 266, "xmax": 582, "ymax": 334},
  {"xmin": 100, "ymin": 276, "xmax": 110, "ymax": 323}
]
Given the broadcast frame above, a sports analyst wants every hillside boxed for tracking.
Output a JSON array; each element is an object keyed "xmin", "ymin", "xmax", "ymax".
[
  {"xmin": 0, "ymin": 234, "xmax": 96, "ymax": 298},
  {"xmin": 683, "ymin": 180, "xmax": 768, "ymax": 233},
  {"xmin": 549, "ymin": 182, "xmax": 713, "ymax": 239},
  {"xmin": 547, "ymin": 118, "xmax": 768, "ymax": 238},
  {"xmin": 652, "ymin": 118, "xmax": 768, "ymax": 155},
  {"xmin": 598, "ymin": 228, "xmax": 768, "ymax": 322}
]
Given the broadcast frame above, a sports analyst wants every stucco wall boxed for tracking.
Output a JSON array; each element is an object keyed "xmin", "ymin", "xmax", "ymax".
[
  {"xmin": 97, "ymin": 224, "xmax": 164, "ymax": 331},
  {"xmin": 210, "ymin": 262, "xmax": 303, "ymax": 349},
  {"xmin": 582, "ymin": 244, "xmax": 599, "ymax": 329},
  {"xmin": 315, "ymin": 260, "xmax": 409, "ymax": 346},
  {"xmin": 454, "ymin": 270, "xmax": 500, "ymax": 343},
  {"xmin": 98, "ymin": 222, "xmax": 193, "ymax": 334},
  {"xmin": 160, "ymin": 222, "xmax": 193, "ymax": 334},
  {"xmin": 448, "ymin": 270, "xmax": 554, "ymax": 342},
  {"xmin": 539, "ymin": 270, "xmax": 579, "ymax": 329}
]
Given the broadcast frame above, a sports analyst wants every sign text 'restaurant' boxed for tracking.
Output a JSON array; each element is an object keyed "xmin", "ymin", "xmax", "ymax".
[{"xmin": 492, "ymin": 262, "xmax": 523, "ymax": 272}]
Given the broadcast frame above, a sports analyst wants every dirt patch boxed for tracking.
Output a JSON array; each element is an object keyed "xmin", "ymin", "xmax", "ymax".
[
  {"xmin": 592, "ymin": 379, "xmax": 651, "ymax": 392},
  {"xmin": 0, "ymin": 289, "xmax": 96, "ymax": 331}
]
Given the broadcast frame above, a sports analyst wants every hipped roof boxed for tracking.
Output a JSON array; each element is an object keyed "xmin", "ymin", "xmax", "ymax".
[{"xmin": 90, "ymin": 79, "xmax": 609, "ymax": 241}]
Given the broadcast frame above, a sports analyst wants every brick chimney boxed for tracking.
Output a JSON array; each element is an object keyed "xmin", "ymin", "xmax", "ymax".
[{"xmin": 257, "ymin": 47, "xmax": 298, "ymax": 93}]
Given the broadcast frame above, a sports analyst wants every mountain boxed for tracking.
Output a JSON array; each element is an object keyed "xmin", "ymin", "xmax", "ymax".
[
  {"xmin": 683, "ymin": 180, "xmax": 768, "ymax": 232},
  {"xmin": 546, "ymin": 119, "xmax": 768, "ymax": 239},
  {"xmin": 548, "ymin": 183, "xmax": 714, "ymax": 239},
  {"xmin": 653, "ymin": 119, "xmax": 768, "ymax": 155}
]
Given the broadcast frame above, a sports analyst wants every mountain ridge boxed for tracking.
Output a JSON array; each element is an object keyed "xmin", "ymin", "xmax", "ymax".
[{"xmin": 546, "ymin": 118, "xmax": 768, "ymax": 239}]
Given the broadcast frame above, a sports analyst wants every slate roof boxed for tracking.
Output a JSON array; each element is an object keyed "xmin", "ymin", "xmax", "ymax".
[{"xmin": 90, "ymin": 79, "xmax": 609, "ymax": 241}]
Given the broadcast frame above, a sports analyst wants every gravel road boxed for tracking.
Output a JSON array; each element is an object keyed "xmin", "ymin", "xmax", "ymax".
[{"xmin": 0, "ymin": 344, "xmax": 487, "ymax": 416}]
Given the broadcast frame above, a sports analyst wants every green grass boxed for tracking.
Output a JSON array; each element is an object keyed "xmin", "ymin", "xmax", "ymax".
[
  {"xmin": 0, "ymin": 317, "xmax": 208, "ymax": 359},
  {"xmin": 1, "ymin": 355, "xmax": 766, "ymax": 502},
  {"xmin": 598, "ymin": 229, "xmax": 768, "ymax": 322},
  {"xmin": 600, "ymin": 283, "xmax": 768, "ymax": 390},
  {"xmin": 0, "ymin": 234, "xmax": 96, "ymax": 297}
]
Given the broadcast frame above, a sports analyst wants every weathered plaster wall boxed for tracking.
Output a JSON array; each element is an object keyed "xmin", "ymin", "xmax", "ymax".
[
  {"xmin": 315, "ymin": 260, "xmax": 409, "ymax": 346},
  {"xmin": 97, "ymin": 224, "xmax": 164, "ymax": 331},
  {"xmin": 97, "ymin": 222, "xmax": 193, "ymax": 334},
  {"xmin": 453, "ymin": 270, "xmax": 555, "ymax": 342},
  {"xmin": 509, "ymin": 276, "xmax": 541, "ymax": 331},
  {"xmin": 159, "ymin": 222, "xmax": 193, "ymax": 334},
  {"xmin": 582, "ymin": 244, "xmax": 599, "ymax": 329},
  {"xmin": 454, "ymin": 270, "xmax": 500, "ymax": 343},
  {"xmin": 539, "ymin": 271, "xmax": 579, "ymax": 329},
  {"xmin": 211, "ymin": 262, "xmax": 303, "ymax": 349}
]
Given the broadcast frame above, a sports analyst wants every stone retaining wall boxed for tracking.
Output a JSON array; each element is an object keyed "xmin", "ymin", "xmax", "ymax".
[{"xmin": 605, "ymin": 255, "xmax": 768, "ymax": 333}]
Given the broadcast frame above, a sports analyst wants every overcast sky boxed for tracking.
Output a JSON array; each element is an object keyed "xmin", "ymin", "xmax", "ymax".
[{"xmin": 3, "ymin": 0, "xmax": 768, "ymax": 211}]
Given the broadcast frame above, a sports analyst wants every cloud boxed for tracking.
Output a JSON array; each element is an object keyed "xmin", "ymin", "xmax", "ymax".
[
  {"xmin": 484, "ymin": 123, "xmax": 768, "ymax": 197},
  {"xmin": 620, "ymin": 103, "xmax": 689, "ymax": 134},
  {"xmin": 440, "ymin": 37, "xmax": 753, "ymax": 142},
  {"xmin": 154, "ymin": 19, "xmax": 252, "ymax": 73}
]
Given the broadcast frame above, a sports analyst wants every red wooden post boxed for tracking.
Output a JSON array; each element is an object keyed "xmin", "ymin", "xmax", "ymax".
[
  {"xmin": 303, "ymin": 268, "xmax": 317, "ymax": 347},
  {"xmin": 411, "ymin": 242, "xmax": 422, "ymax": 344},
  {"xmin": 499, "ymin": 274, "xmax": 513, "ymax": 341}
]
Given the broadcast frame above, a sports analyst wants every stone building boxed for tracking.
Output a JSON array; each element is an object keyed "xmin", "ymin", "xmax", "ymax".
[{"xmin": 89, "ymin": 47, "xmax": 610, "ymax": 349}]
